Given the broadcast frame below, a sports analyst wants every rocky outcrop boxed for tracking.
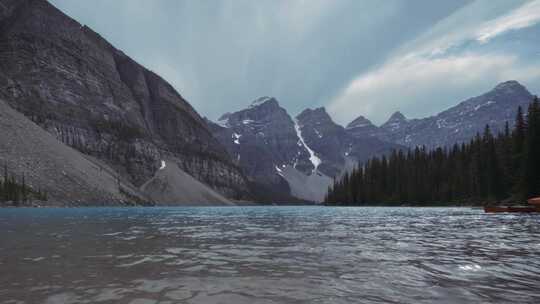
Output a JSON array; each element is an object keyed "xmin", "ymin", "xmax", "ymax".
[
  {"xmin": 347, "ymin": 81, "xmax": 535, "ymax": 148},
  {"xmin": 0, "ymin": 0, "xmax": 250, "ymax": 201}
]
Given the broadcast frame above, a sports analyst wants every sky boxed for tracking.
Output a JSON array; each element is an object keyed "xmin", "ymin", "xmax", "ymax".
[{"xmin": 49, "ymin": 0, "xmax": 540, "ymax": 125}]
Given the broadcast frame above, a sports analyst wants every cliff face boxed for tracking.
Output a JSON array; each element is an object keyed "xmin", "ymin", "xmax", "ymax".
[
  {"xmin": 208, "ymin": 97, "xmax": 311, "ymax": 202},
  {"xmin": 0, "ymin": 98, "xmax": 150, "ymax": 206},
  {"xmin": 0, "ymin": 0, "xmax": 250, "ymax": 200}
]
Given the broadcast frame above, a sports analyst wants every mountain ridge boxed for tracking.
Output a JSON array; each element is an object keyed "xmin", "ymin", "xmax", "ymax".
[
  {"xmin": 0, "ymin": 0, "xmax": 251, "ymax": 204},
  {"xmin": 347, "ymin": 80, "xmax": 535, "ymax": 148},
  {"xmin": 210, "ymin": 99, "xmax": 403, "ymax": 202}
]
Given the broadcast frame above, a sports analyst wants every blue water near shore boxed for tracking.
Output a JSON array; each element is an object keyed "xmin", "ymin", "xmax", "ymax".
[{"xmin": 1, "ymin": 206, "xmax": 540, "ymax": 303}]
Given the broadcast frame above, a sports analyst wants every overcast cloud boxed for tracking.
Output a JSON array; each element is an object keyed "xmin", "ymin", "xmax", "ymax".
[{"xmin": 49, "ymin": 0, "xmax": 540, "ymax": 125}]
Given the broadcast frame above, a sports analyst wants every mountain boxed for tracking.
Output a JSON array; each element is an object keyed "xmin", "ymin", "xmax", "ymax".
[
  {"xmin": 296, "ymin": 107, "xmax": 402, "ymax": 177},
  {"xmin": 0, "ymin": 98, "xmax": 149, "ymax": 206},
  {"xmin": 296, "ymin": 108, "xmax": 350, "ymax": 177},
  {"xmin": 380, "ymin": 111, "xmax": 408, "ymax": 133},
  {"xmin": 345, "ymin": 115, "xmax": 380, "ymax": 138},
  {"xmin": 208, "ymin": 97, "xmax": 314, "ymax": 202},
  {"xmin": 210, "ymin": 99, "xmax": 403, "ymax": 202},
  {"xmin": 0, "ymin": 0, "xmax": 250, "ymax": 204},
  {"xmin": 347, "ymin": 81, "xmax": 535, "ymax": 148}
]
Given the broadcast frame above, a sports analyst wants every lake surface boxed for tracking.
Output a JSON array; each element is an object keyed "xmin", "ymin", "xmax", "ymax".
[{"xmin": 1, "ymin": 207, "xmax": 540, "ymax": 304}]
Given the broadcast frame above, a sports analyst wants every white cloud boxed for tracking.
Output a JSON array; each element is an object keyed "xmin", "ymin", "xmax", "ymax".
[
  {"xmin": 327, "ymin": 0, "xmax": 540, "ymax": 125},
  {"xmin": 328, "ymin": 53, "xmax": 539, "ymax": 125},
  {"xmin": 393, "ymin": 0, "xmax": 538, "ymax": 58},
  {"xmin": 476, "ymin": 0, "xmax": 540, "ymax": 43}
]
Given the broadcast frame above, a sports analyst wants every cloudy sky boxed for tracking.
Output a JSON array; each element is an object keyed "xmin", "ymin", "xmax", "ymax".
[{"xmin": 49, "ymin": 0, "xmax": 540, "ymax": 125}]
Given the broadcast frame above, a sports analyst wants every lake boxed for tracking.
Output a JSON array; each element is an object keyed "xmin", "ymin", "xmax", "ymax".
[{"xmin": 1, "ymin": 207, "xmax": 539, "ymax": 303}]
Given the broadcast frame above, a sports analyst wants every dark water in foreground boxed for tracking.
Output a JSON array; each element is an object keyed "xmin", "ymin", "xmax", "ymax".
[{"xmin": 1, "ymin": 207, "xmax": 540, "ymax": 304}]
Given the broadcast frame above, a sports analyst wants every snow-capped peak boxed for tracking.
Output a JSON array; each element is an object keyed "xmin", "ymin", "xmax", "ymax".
[{"xmin": 249, "ymin": 96, "xmax": 275, "ymax": 108}]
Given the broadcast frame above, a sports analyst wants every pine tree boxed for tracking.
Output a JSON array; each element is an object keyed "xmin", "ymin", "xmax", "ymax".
[
  {"xmin": 523, "ymin": 97, "xmax": 540, "ymax": 197},
  {"xmin": 325, "ymin": 99, "xmax": 540, "ymax": 205}
]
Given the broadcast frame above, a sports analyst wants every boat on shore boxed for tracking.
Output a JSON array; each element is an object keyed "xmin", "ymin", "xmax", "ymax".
[
  {"xmin": 484, "ymin": 197, "xmax": 540, "ymax": 213},
  {"xmin": 484, "ymin": 206, "xmax": 539, "ymax": 213}
]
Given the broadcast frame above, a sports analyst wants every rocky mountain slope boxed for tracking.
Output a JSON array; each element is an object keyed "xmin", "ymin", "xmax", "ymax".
[
  {"xmin": 0, "ymin": 98, "xmax": 149, "ymax": 206},
  {"xmin": 208, "ymin": 97, "xmax": 314, "ymax": 202},
  {"xmin": 210, "ymin": 98, "xmax": 402, "ymax": 202},
  {"xmin": 347, "ymin": 81, "xmax": 535, "ymax": 148},
  {"xmin": 296, "ymin": 107, "xmax": 402, "ymax": 177},
  {"xmin": 0, "ymin": 0, "xmax": 250, "ymax": 203},
  {"xmin": 140, "ymin": 160, "xmax": 234, "ymax": 206}
]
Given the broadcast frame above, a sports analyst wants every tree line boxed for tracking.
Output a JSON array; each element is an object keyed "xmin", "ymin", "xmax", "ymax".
[
  {"xmin": 325, "ymin": 98, "xmax": 540, "ymax": 205},
  {"xmin": 0, "ymin": 165, "xmax": 47, "ymax": 205}
]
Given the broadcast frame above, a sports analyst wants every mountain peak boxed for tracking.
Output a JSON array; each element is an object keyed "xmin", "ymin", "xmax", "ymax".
[
  {"xmin": 297, "ymin": 107, "xmax": 332, "ymax": 123},
  {"xmin": 380, "ymin": 111, "xmax": 408, "ymax": 131},
  {"xmin": 388, "ymin": 111, "xmax": 407, "ymax": 122},
  {"xmin": 298, "ymin": 107, "xmax": 327, "ymax": 115},
  {"xmin": 494, "ymin": 80, "xmax": 522, "ymax": 90},
  {"xmin": 346, "ymin": 115, "xmax": 375, "ymax": 129},
  {"xmin": 492, "ymin": 80, "xmax": 529, "ymax": 96},
  {"xmin": 249, "ymin": 96, "xmax": 279, "ymax": 108}
]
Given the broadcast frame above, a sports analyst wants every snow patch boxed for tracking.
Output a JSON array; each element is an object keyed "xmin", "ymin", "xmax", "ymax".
[
  {"xmin": 242, "ymin": 119, "xmax": 254, "ymax": 125},
  {"xmin": 348, "ymin": 123, "xmax": 371, "ymax": 128},
  {"xmin": 436, "ymin": 119, "xmax": 446, "ymax": 129},
  {"xmin": 294, "ymin": 120, "xmax": 321, "ymax": 172},
  {"xmin": 250, "ymin": 97, "xmax": 272, "ymax": 108},
  {"xmin": 474, "ymin": 100, "xmax": 495, "ymax": 111},
  {"xmin": 405, "ymin": 134, "xmax": 412, "ymax": 143},
  {"xmin": 387, "ymin": 122, "xmax": 402, "ymax": 131},
  {"xmin": 232, "ymin": 133, "xmax": 242, "ymax": 144},
  {"xmin": 217, "ymin": 118, "xmax": 230, "ymax": 128}
]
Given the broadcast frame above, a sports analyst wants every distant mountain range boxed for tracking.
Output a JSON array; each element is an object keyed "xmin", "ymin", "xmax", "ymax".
[
  {"xmin": 208, "ymin": 98, "xmax": 400, "ymax": 202},
  {"xmin": 210, "ymin": 81, "xmax": 535, "ymax": 202},
  {"xmin": 346, "ymin": 81, "xmax": 534, "ymax": 148},
  {"xmin": 0, "ymin": 0, "xmax": 535, "ymax": 205}
]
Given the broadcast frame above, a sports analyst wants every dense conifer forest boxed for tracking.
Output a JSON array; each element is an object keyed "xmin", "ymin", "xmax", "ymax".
[
  {"xmin": 325, "ymin": 98, "xmax": 540, "ymax": 205},
  {"xmin": 0, "ymin": 165, "xmax": 47, "ymax": 205}
]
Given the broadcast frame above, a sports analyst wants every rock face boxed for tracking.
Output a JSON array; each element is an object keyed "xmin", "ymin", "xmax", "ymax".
[
  {"xmin": 347, "ymin": 81, "xmax": 535, "ymax": 148},
  {"xmin": 296, "ymin": 108, "xmax": 347, "ymax": 177},
  {"xmin": 0, "ymin": 98, "xmax": 149, "ymax": 206},
  {"xmin": 0, "ymin": 0, "xmax": 250, "ymax": 201},
  {"xmin": 296, "ymin": 107, "xmax": 404, "ymax": 176},
  {"xmin": 345, "ymin": 115, "xmax": 380, "ymax": 138},
  {"xmin": 208, "ymin": 97, "xmax": 313, "ymax": 202},
  {"xmin": 211, "ymin": 98, "xmax": 403, "ymax": 202}
]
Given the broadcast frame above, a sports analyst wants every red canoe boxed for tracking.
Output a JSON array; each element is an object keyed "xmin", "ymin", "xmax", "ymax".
[
  {"xmin": 484, "ymin": 206, "xmax": 540, "ymax": 213},
  {"xmin": 528, "ymin": 197, "xmax": 540, "ymax": 205}
]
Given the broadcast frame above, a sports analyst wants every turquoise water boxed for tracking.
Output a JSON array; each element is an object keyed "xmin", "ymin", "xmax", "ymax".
[{"xmin": 1, "ymin": 207, "xmax": 540, "ymax": 303}]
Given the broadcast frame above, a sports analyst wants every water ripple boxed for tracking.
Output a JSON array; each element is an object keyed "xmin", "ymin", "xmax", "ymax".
[{"xmin": 1, "ymin": 206, "xmax": 540, "ymax": 303}]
